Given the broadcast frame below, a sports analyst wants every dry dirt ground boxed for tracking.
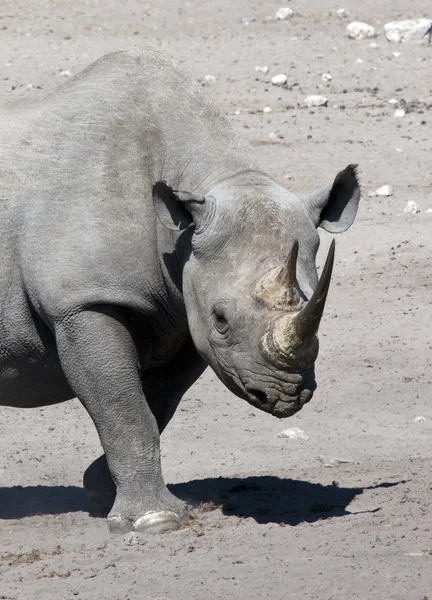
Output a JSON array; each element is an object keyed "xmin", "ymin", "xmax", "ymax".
[{"xmin": 1, "ymin": 1, "xmax": 432, "ymax": 598}]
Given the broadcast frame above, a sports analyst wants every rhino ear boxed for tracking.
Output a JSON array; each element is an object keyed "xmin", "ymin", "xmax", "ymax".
[
  {"xmin": 302, "ymin": 164, "xmax": 360, "ymax": 233},
  {"xmin": 152, "ymin": 181, "xmax": 206, "ymax": 231}
]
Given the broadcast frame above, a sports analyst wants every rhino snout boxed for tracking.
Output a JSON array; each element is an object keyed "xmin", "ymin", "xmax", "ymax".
[{"xmin": 243, "ymin": 374, "xmax": 316, "ymax": 418}]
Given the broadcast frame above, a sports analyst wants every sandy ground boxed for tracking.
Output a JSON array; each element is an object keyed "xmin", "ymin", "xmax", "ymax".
[{"xmin": 1, "ymin": 1, "xmax": 432, "ymax": 598}]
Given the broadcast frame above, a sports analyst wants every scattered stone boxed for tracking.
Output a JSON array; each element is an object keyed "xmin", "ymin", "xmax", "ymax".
[
  {"xmin": 368, "ymin": 185, "xmax": 393, "ymax": 197},
  {"xmin": 321, "ymin": 72, "xmax": 332, "ymax": 82},
  {"xmin": 413, "ymin": 416, "xmax": 427, "ymax": 423},
  {"xmin": 304, "ymin": 94, "xmax": 328, "ymax": 108},
  {"xmin": 347, "ymin": 21, "xmax": 376, "ymax": 40},
  {"xmin": 404, "ymin": 201, "xmax": 420, "ymax": 214},
  {"xmin": 255, "ymin": 65, "xmax": 269, "ymax": 73},
  {"xmin": 388, "ymin": 98, "xmax": 398, "ymax": 104},
  {"xmin": 355, "ymin": 58, "xmax": 364, "ymax": 64},
  {"xmin": 319, "ymin": 455, "xmax": 354, "ymax": 467},
  {"xmin": 59, "ymin": 69, "xmax": 71, "ymax": 77},
  {"xmin": 426, "ymin": 208, "xmax": 432, "ymax": 214},
  {"xmin": 240, "ymin": 16, "xmax": 255, "ymax": 25},
  {"xmin": 203, "ymin": 74, "xmax": 216, "ymax": 85},
  {"xmin": 263, "ymin": 106, "xmax": 272, "ymax": 113},
  {"xmin": 275, "ymin": 7, "xmax": 294, "ymax": 20},
  {"xmin": 404, "ymin": 551, "xmax": 427, "ymax": 557},
  {"xmin": 384, "ymin": 19, "xmax": 432, "ymax": 43},
  {"xmin": 392, "ymin": 51, "xmax": 402, "ymax": 58},
  {"xmin": 284, "ymin": 174, "xmax": 293, "ymax": 180},
  {"xmin": 124, "ymin": 532, "xmax": 148, "ymax": 547},
  {"xmin": 271, "ymin": 73, "xmax": 287, "ymax": 86},
  {"xmin": 278, "ymin": 427, "xmax": 308, "ymax": 440},
  {"xmin": 336, "ymin": 8, "xmax": 349, "ymax": 19},
  {"xmin": 396, "ymin": 148, "xmax": 403, "ymax": 153},
  {"xmin": 394, "ymin": 108, "xmax": 406, "ymax": 118}
]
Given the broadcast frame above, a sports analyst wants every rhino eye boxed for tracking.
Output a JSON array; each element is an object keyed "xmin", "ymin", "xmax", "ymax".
[{"xmin": 212, "ymin": 304, "xmax": 229, "ymax": 334}]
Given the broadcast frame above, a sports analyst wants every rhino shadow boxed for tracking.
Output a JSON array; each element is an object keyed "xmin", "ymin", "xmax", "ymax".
[
  {"xmin": 170, "ymin": 476, "xmax": 404, "ymax": 525},
  {"xmin": 0, "ymin": 477, "xmax": 404, "ymax": 524},
  {"xmin": 0, "ymin": 485, "xmax": 87, "ymax": 518}
]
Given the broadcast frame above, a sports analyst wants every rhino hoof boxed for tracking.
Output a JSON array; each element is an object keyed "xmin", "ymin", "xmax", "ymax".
[
  {"xmin": 132, "ymin": 510, "xmax": 182, "ymax": 534},
  {"xmin": 107, "ymin": 515, "xmax": 134, "ymax": 534}
]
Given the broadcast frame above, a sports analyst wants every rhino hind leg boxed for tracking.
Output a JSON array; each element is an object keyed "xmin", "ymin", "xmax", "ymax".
[{"xmin": 56, "ymin": 305, "xmax": 191, "ymax": 534}]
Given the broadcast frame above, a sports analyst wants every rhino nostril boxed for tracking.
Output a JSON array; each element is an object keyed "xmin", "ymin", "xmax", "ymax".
[{"xmin": 245, "ymin": 387, "xmax": 269, "ymax": 404}]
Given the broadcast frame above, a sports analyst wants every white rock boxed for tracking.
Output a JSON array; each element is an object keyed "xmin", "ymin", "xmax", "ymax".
[
  {"xmin": 392, "ymin": 51, "xmax": 401, "ymax": 58},
  {"xmin": 318, "ymin": 455, "xmax": 354, "ymax": 467},
  {"xmin": 271, "ymin": 73, "xmax": 287, "ymax": 86},
  {"xmin": 426, "ymin": 208, "xmax": 432, "ymax": 213},
  {"xmin": 275, "ymin": 7, "xmax": 294, "ymax": 20},
  {"xmin": 396, "ymin": 148, "xmax": 403, "ymax": 153},
  {"xmin": 321, "ymin": 72, "xmax": 332, "ymax": 82},
  {"xmin": 404, "ymin": 201, "xmax": 420, "ymax": 214},
  {"xmin": 413, "ymin": 416, "xmax": 427, "ymax": 423},
  {"xmin": 388, "ymin": 98, "xmax": 398, "ymax": 104},
  {"xmin": 269, "ymin": 132, "xmax": 278, "ymax": 141},
  {"xmin": 347, "ymin": 21, "xmax": 376, "ymax": 40},
  {"xmin": 369, "ymin": 41, "xmax": 379, "ymax": 48},
  {"xmin": 368, "ymin": 185, "xmax": 393, "ymax": 197},
  {"xmin": 384, "ymin": 19, "xmax": 432, "ymax": 43},
  {"xmin": 59, "ymin": 69, "xmax": 71, "ymax": 77},
  {"xmin": 304, "ymin": 94, "xmax": 328, "ymax": 108},
  {"xmin": 355, "ymin": 58, "xmax": 364, "ymax": 64},
  {"xmin": 263, "ymin": 106, "xmax": 272, "ymax": 113},
  {"xmin": 394, "ymin": 108, "xmax": 406, "ymax": 118},
  {"xmin": 203, "ymin": 74, "xmax": 216, "ymax": 84},
  {"xmin": 278, "ymin": 427, "xmax": 308, "ymax": 440},
  {"xmin": 255, "ymin": 65, "xmax": 269, "ymax": 73}
]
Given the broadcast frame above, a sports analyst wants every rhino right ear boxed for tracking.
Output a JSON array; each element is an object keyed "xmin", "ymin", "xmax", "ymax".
[{"xmin": 152, "ymin": 182, "xmax": 206, "ymax": 231}]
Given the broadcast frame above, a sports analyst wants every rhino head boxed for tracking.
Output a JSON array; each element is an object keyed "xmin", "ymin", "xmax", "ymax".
[{"xmin": 153, "ymin": 165, "xmax": 360, "ymax": 418}]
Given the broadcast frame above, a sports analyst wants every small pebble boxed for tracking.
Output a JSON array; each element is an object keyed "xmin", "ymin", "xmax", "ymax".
[
  {"xmin": 369, "ymin": 41, "xmax": 379, "ymax": 48},
  {"xmin": 263, "ymin": 106, "xmax": 272, "ymax": 113},
  {"xmin": 394, "ymin": 108, "xmax": 405, "ymax": 118},
  {"xmin": 388, "ymin": 98, "xmax": 398, "ymax": 104},
  {"xmin": 392, "ymin": 51, "xmax": 401, "ymax": 58},
  {"xmin": 426, "ymin": 208, "xmax": 432, "ymax": 214},
  {"xmin": 396, "ymin": 148, "xmax": 403, "ymax": 153},
  {"xmin": 255, "ymin": 65, "xmax": 269, "ymax": 73},
  {"xmin": 404, "ymin": 201, "xmax": 420, "ymax": 214},
  {"xmin": 347, "ymin": 21, "xmax": 376, "ymax": 40},
  {"xmin": 413, "ymin": 416, "xmax": 427, "ymax": 423},
  {"xmin": 336, "ymin": 8, "xmax": 349, "ymax": 19},
  {"xmin": 203, "ymin": 74, "xmax": 216, "ymax": 84},
  {"xmin": 271, "ymin": 73, "xmax": 287, "ymax": 86},
  {"xmin": 321, "ymin": 72, "xmax": 332, "ymax": 82},
  {"xmin": 304, "ymin": 94, "xmax": 328, "ymax": 107},
  {"xmin": 318, "ymin": 455, "xmax": 354, "ymax": 467},
  {"xmin": 355, "ymin": 58, "xmax": 364, "ymax": 64},
  {"xmin": 368, "ymin": 185, "xmax": 393, "ymax": 197},
  {"xmin": 275, "ymin": 7, "xmax": 294, "ymax": 20},
  {"xmin": 278, "ymin": 427, "xmax": 308, "ymax": 440}
]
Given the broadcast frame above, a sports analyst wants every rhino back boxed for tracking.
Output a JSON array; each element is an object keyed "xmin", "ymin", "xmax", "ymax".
[{"xmin": 0, "ymin": 48, "xmax": 255, "ymax": 323}]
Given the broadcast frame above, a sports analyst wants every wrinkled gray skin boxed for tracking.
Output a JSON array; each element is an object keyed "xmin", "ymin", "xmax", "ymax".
[{"xmin": 0, "ymin": 48, "xmax": 360, "ymax": 533}]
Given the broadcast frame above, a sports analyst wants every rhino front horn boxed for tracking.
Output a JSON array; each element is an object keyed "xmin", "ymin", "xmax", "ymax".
[
  {"xmin": 266, "ymin": 239, "xmax": 335, "ymax": 361},
  {"xmin": 292, "ymin": 238, "xmax": 335, "ymax": 340}
]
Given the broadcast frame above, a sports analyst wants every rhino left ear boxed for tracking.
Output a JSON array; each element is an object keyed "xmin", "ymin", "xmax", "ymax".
[
  {"xmin": 152, "ymin": 181, "xmax": 206, "ymax": 231},
  {"xmin": 302, "ymin": 164, "xmax": 360, "ymax": 233}
]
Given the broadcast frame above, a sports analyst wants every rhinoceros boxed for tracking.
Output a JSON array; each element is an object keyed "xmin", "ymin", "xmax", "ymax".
[{"xmin": 0, "ymin": 48, "xmax": 360, "ymax": 533}]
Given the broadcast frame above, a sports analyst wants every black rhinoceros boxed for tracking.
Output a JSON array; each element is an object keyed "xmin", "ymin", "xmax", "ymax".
[{"xmin": 0, "ymin": 48, "xmax": 360, "ymax": 533}]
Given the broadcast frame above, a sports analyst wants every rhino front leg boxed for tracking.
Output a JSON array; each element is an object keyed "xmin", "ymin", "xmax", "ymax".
[
  {"xmin": 55, "ymin": 305, "xmax": 188, "ymax": 534},
  {"xmin": 83, "ymin": 338, "xmax": 206, "ymax": 517}
]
